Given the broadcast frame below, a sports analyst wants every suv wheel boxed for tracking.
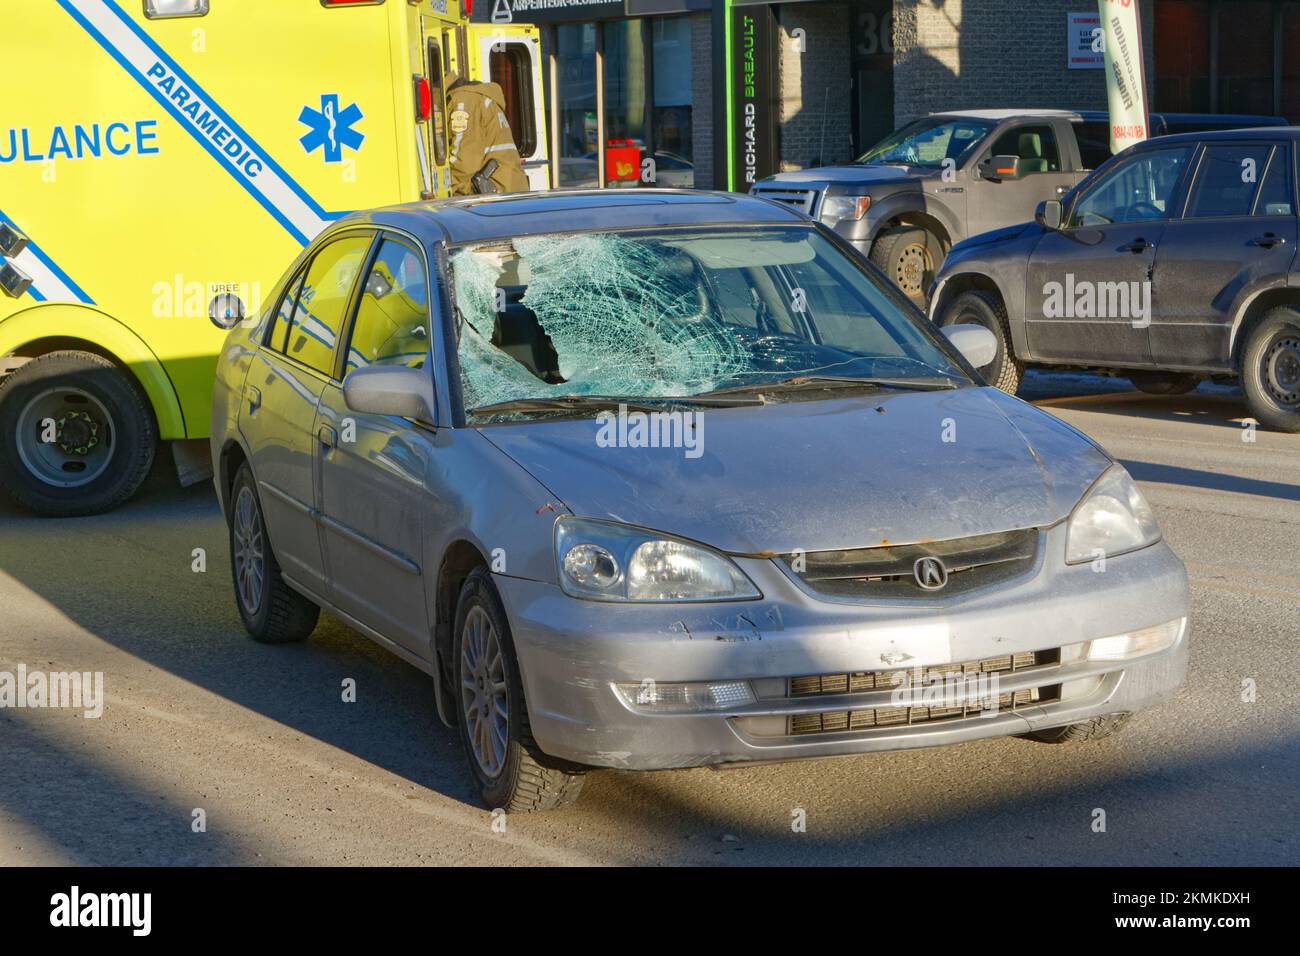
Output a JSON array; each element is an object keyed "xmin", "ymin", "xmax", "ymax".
[
  {"xmin": 454, "ymin": 567, "xmax": 585, "ymax": 812},
  {"xmin": 1128, "ymin": 370, "xmax": 1199, "ymax": 395},
  {"xmin": 0, "ymin": 350, "xmax": 156, "ymax": 516},
  {"xmin": 1241, "ymin": 307, "xmax": 1300, "ymax": 432},
  {"xmin": 870, "ymin": 227, "xmax": 944, "ymax": 306},
  {"xmin": 939, "ymin": 290, "xmax": 1023, "ymax": 393},
  {"xmin": 229, "ymin": 462, "xmax": 319, "ymax": 643}
]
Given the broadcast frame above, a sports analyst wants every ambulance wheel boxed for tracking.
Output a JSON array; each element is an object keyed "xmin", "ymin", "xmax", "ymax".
[{"xmin": 0, "ymin": 350, "xmax": 157, "ymax": 517}]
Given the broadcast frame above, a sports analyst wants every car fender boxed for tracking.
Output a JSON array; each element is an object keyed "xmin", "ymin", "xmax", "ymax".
[
  {"xmin": 0, "ymin": 302, "xmax": 186, "ymax": 439},
  {"xmin": 1224, "ymin": 253, "xmax": 1300, "ymax": 361},
  {"xmin": 863, "ymin": 190, "xmax": 963, "ymax": 250}
]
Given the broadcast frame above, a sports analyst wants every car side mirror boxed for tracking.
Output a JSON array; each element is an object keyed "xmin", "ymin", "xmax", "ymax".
[
  {"xmin": 941, "ymin": 324, "xmax": 998, "ymax": 371},
  {"xmin": 1036, "ymin": 199, "xmax": 1063, "ymax": 230},
  {"xmin": 978, "ymin": 154, "xmax": 1024, "ymax": 181},
  {"xmin": 342, "ymin": 365, "xmax": 436, "ymax": 422}
]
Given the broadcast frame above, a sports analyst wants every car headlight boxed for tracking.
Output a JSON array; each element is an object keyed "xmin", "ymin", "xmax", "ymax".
[
  {"xmin": 1065, "ymin": 465, "xmax": 1161, "ymax": 564},
  {"xmin": 819, "ymin": 195, "xmax": 871, "ymax": 225},
  {"xmin": 555, "ymin": 517, "xmax": 761, "ymax": 602}
]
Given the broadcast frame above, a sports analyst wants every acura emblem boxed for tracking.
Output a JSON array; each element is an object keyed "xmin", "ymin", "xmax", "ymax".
[{"xmin": 913, "ymin": 556, "xmax": 948, "ymax": 590}]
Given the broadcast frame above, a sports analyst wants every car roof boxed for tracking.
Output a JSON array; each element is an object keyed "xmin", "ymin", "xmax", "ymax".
[
  {"xmin": 930, "ymin": 109, "xmax": 1081, "ymax": 121},
  {"xmin": 1132, "ymin": 125, "xmax": 1300, "ymax": 147},
  {"xmin": 333, "ymin": 189, "xmax": 809, "ymax": 246}
]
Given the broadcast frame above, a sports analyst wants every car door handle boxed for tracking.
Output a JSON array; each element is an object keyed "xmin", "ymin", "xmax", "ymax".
[
  {"xmin": 1118, "ymin": 239, "xmax": 1152, "ymax": 253},
  {"xmin": 243, "ymin": 384, "xmax": 261, "ymax": 411},
  {"xmin": 1249, "ymin": 233, "xmax": 1287, "ymax": 248},
  {"xmin": 317, "ymin": 423, "xmax": 338, "ymax": 449}
]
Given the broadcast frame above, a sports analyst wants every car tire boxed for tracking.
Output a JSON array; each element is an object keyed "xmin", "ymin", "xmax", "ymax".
[
  {"xmin": 0, "ymin": 350, "xmax": 156, "ymax": 517},
  {"xmin": 229, "ymin": 462, "xmax": 319, "ymax": 644},
  {"xmin": 1240, "ymin": 306, "xmax": 1300, "ymax": 432},
  {"xmin": 939, "ymin": 290, "xmax": 1023, "ymax": 393},
  {"xmin": 454, "ymin": 567, "xmax": 586, "ymax": 812},
  {"xmin": 1128, "ymin": 370, "xmax": 1199, "ymax": 395},
  {"xmin": 870, "ymin": 226, "xmax": 944, "ymax": 306},
  {"xmin": 1026, "ymin": 713, "xmax": 1130, "ymax": 744}
]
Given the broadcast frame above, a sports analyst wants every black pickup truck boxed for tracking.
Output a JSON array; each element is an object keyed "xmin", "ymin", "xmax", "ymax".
[{"xmin": 751, "ymin": 109, "xmax": 1285, "ymax": 305}]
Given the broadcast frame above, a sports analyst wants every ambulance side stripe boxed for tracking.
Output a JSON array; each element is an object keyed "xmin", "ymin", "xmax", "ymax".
[
  {"xmin": 58, "ymin": 0, "xmax": 334, "ymax": 246},
  {"xmin": 0, "ymin": 210, "xmax": 94, "ymax": 305}
]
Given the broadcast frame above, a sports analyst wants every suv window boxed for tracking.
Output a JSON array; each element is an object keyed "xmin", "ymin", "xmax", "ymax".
[
  {"xmin": 344, "ymin": 237, "xmax": 431, "ymax": 375},
  {"xmin": 285, "ymin": 235, "xmax": 372, "ymax": 376},
  {"xmin": 988, "ymin": 124, "xmax": 1062, "ymax": 173},
  {"xmin": 1185, "ymin": 144, "xmax": 1273, "ymax": 218},
  {"xmin": 1070, "ymin": 146, "xmax": 1191, "ymax": 227},
  {"xmin": 1254, "ymin": 146, "xmax": 1295, "ymax": 215}
]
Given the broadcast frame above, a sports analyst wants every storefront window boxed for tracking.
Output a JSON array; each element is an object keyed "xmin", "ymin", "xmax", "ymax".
[
  {"xmin": 602, "ymin": 20, "xmax": 648, "ymax": 186},
  {"xmin": 1216, "ymin": 2, "xmax": 1274, "ymax": 114},
  {"xmin": 652, "ymin": 16, "xmax": 694, "ymax": 187},
  {"xmin": 555, "ymin": 23, "xmax": 598, "ymax": 188},
  {"xmin": 1156, "ymin": 0, "xmax": 1211, "ymax": 112}
]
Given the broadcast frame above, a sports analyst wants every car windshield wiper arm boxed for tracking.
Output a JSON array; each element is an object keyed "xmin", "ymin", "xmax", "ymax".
[
  {"xmin": 469, "ymin": 393, "xmax": 762, "ymax": 417},
  {"xmin": 698, "ymin": 375, "xmax": 960, "ymax": 398}
]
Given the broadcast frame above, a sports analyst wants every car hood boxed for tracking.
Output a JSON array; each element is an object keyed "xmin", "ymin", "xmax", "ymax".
[
  {"xmin": 950, "ymin": 220, "xmax": 1037, "ymax": 256},
  {"xmin": 477, "ymin": 387, "xmax": 1111, "ymax": 555},
  {"xmin": 757, "ymin": 164, "xmax": 928, "ymax": 188}
]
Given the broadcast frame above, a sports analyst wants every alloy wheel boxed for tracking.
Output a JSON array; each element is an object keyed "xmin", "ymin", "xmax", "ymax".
[
  {"xmin": 232, "ymin": 486, "xmax": 266, "ymax": 615},
  {"xmin": 460, "ymin": 605, "xmax": 509, "ymax": 779}
]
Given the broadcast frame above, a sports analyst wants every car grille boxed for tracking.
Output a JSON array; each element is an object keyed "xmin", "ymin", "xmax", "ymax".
[
  {"xmin": 779, "ymin": 529, "xmax": 1039, "ymax": 600},
  {"xmin": 750, "ymin": 185, "xmax": 821, "ymax": 216},
  {"xmin": 786, "ymin": 649, "xmax": 1061, "ymax": 736}
]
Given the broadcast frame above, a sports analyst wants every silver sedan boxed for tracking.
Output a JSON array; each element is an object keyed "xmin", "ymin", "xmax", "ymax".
[{"xmin": 210, "ymin": 190, "xmax": 1189, "ymax": 811}]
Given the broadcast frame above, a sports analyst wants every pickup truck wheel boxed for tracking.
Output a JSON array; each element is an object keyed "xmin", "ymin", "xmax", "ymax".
[
  {"xmin": 870, "ymin": 227, "xmax": 944, "ymax": 306},
  {"xmin": 0, "ymin": 350, "xmax": 156, "ymax": 517},
  {"xmin": 455, "ymin": 567, "xmax": 586, "ymax": 812},
  {"xmin": 1025, "ymin": 713, "xmax": 1131, "ymax": 743},
  {"xmin": 1128, "ymin": 370, "xmax": 1199, "ymax": 395},
  {"xmin": 1241, "ymin": 307, "xmax": 1300, "ymax": 432},
  {"xmin": 939, "ymin": 290, "xmax": 1023, "ymax": 393},
  {"xmin": 229, "ymin": 463, "xmax": 319, "ymax": 644}
]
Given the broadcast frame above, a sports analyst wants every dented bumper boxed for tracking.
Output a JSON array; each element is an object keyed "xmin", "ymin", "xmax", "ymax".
[{"xmin": 494, "ymin": 525, "xmax": 1190, "ymax": 770}]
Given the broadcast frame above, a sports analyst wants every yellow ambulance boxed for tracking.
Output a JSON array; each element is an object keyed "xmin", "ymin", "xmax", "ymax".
[{"xmin": 0, "ymin": 0, "xmax": 547, "ymax": 516}]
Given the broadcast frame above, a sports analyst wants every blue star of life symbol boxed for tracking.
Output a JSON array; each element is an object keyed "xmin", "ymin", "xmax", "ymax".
[{"xmin": 299, "ymin": 94, "xmax": 364, "ymax": 164}]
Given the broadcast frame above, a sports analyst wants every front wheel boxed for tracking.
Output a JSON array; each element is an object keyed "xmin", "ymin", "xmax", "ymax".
[
  {"xmin": 455, "ymin": 567, "xmax": 585, "ymax": 812},
  {"xmin": 1025, "ymin": 713, "xmax": 1131, "ymax": 743},
  {"xmin": 1240, "ymin": 307, "xmax": 1300, "ymax": 432},
  {"xmin": 869, "ymin": 227, "xmax": 945, "ymax": 307},
  {"xmin": 939, "ymin": 290, "xmax": 1023, "ymax": 393},
  {"xmin": 0, "ymin": 350, "xmax": 156, "ymax": 516}
]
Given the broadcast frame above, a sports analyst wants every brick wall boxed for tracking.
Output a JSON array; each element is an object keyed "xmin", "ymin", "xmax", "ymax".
[
  {"xmin": 893, "ymin": 0, "xmax": 1157, "ymax": 124},
  {"xmin": 689, "ymin": 11, "xmax": 714, "ymax": 189},
  {"xmin": 775, "ymin": 3, "xmax": 855, "ymax": 170}
]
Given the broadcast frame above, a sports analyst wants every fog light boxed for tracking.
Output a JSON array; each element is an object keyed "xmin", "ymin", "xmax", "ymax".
[
  {"xmin": 1087, "ymin": 619, "xmax": 1183, "ymax": 661},
  {"xmin": 614, "ymin": 680, "xmax": 755, "ymax": 713}
]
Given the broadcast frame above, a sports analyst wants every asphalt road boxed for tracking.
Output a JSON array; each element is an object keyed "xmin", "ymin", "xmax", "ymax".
[{"xmin": 1, "ymin": 373, "xmax": 1297, "ymax": 866}]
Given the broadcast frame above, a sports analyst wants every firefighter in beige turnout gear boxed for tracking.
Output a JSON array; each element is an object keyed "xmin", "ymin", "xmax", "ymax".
[{"xmin": 445, "ymin": 72, "xmax": 529, "ymax": 196}]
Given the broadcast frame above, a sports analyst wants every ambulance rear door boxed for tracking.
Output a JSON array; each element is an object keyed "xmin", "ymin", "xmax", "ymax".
[
  {"xmin": 418, "ymin": 10, "xmax": 462, "ymax": 198},
  {"xmin": 472, "ymin": 27, "xmax": 550, "ymax": 190}
]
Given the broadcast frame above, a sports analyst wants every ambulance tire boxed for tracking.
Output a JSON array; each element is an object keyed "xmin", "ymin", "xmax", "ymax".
[{"xmin": 0, "ymin": 351, "xmax": 157, "ymax": 517}]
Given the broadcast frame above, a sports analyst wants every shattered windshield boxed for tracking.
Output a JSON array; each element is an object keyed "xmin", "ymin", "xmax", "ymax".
[
  {"xmin": 450, "ymin": 226, "xmax": 968, "ymax": 421},
  {"xmin": 856, "ymin": 117, "xmax": 995, "ymax": 167}
]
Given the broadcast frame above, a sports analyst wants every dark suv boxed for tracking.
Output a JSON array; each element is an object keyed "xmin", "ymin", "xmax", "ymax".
[
  {"xmin": 930, "ymin": 127, "xmax": 1300, "ymax": 431},
  {"xmin": 752, "ymin": 110, "xmax": 1283, "ymax": 305}
]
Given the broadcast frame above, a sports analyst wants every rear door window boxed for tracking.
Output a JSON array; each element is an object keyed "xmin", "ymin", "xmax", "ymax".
[
  {"xmin": 1252, "ymin": 146, "xmax": 1294, "ymax": 216},
  {"xmin": 285, "ymin": 235, "xmax": 373, "ymax": 377},
  {"xmin": 1185, "ymin": 144, "xmax": 1273, "ymax": 218}
]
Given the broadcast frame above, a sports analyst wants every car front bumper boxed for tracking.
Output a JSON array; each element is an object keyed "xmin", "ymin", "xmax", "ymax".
[{"xmin": 495, "ymin": 526, "xmax": 1190, "ymax": 771}]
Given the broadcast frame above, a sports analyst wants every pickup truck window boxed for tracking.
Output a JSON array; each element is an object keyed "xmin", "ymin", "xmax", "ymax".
[
  {"xmin": 987, "ymin": 125, "xmax": 1062, "ymax": 173},
  {"xmin": 856, "ymin": 117, "xmax": 996, "ymax": 168}
]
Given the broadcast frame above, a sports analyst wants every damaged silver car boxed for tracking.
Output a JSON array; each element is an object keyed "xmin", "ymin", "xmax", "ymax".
[{"xmin": 210, "ymin": 190, "xmax": 1190, "ymax": 811}]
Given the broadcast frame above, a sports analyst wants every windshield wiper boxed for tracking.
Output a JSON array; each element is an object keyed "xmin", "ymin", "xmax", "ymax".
[
  {"xmin": 697, "ymin": 375, "xmax": 960, "ymax": 398},
  {"xmin": 469, "ymin": 393, "xmax": 762, "ymax": 417}
]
